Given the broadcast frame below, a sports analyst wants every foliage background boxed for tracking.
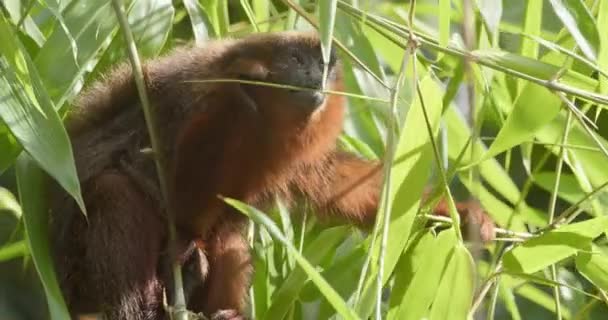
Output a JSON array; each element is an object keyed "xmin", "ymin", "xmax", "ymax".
[{"xmin": 1, "ymin": 0, "xmax": 608, "ymax": 319}]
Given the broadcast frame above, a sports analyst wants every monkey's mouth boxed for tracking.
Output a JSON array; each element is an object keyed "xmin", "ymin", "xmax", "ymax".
[{"xmin": 290, "ymin": 90, "xmax": 326, "ymax": 110}]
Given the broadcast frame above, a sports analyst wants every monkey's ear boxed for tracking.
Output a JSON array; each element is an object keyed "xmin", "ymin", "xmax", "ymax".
[{"xmin": 226, "ymin": 58, "xmax": 269, "ymax": 81}]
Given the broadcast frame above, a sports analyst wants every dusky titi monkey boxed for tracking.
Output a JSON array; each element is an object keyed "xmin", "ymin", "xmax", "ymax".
[{"xmin": 49, "ymin": 31, "xmax": 494, "ymax": 320}]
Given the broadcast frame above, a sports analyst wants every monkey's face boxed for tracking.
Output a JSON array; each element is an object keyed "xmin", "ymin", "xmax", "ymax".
[{"xmin": 224, "ymin": 32, "xmax": 339, "ymax": 123}]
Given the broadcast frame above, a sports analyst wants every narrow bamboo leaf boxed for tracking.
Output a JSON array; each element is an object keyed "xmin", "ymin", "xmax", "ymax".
[
  {"xmin": 386, "ymin": 231, "xmax": 436, "ymax": 320},
  {"xmin": 264, "ymin": 226, "xmax": 349, "ymax": 320},
  {"xmin": 124, "ymin": 0, "xmax": 174, "ymax": 57},
  {"xmin": 182, "ymin": 0, "xmax": 212, "ymax": 43},
  {"xmin": 239, "ymin": 0, "xmax": 259, "ymax": 32},
  {"xmin": 252, "ymin": 0, "xmax": 270, "ymax": 31},
  {"xmin": 485, "ymin": 83, "xmax": 561, "ymax": 159},
  {"xmin": 506, "ymin": 272, "xmax": 599, "ymax": 300},
  {"xmin": 520, "ymin": 0, "xmax": 543, "ymax": 59},
  {"xmin": 197, "ymin": 0, "xmax": 223, "ymax": 37},
  {"xmin": 336, "ymin": 14, "xmax": 388, "ymax": 155},
  {"xmin": 599, "ymin": 0, "xmax": 608, "ymax": 98},
  {"xmin": 0, "ymin": 187, "xmax": 22, "ymax": 219},
  {"xmin": 518, "ymin": 0, "xmax": 543, "ymax": 94},
  {"xmin": 34, "ymin": 2, "xmax": 118, "ymax": 103},
  {"xmin": 536, "ymin": 112, "xmax": 608, "ymax": 188},
  {"xmin": 251, "ymin": 243, "xmax": 271, "ymax": 319},
  {"xmin": 224, "ymin": 198, "xmax": 360, "ymax": 320},
  {"xmin": 500, "ymin": 272, "xmax": 576, "ymax": 318},
  {"xmin": 429, "ymin": 244, "xmax": 475, "ymax": 320},
  {"xmin": 388, "ymin": 230, "xmax": 457, "ymax": 320},
  {"xmin": 200, "ymin": 0, "xmax": 224, "ymax": 37},
  {"xmin": 16, "ymin": 154, "xmax": 70, "ymax": 320},
  {"xmin": 0, "ymin": 240, "xmax": 29, "ymax": 262},
  {"xmin": 472, "ymin": 49, "xmax": 598, "ymax": 91},
  {"xmin": 548, "ymin": 0, "xmax": 599, "ymax": 61},
  {"xmin": 438, "ymin": 0, "xmax": 450, "ymax": 47},
  {"xmin": 318, "ymin": 0, "xmax": 337, "ymax": 88},
  {"xmin": 310, "ymin": 244, "xmax": 368, "ymax": 319},
  {"xmin": 534, "ymin": 172, "xmax": 586, "ymax": 204},
  {"xmin": 476, "ymin": 0, "xmax": 502, "ymax": 36},
  {"xmin": 575, "ymin": 245, "xmax": 608, "ymax": 291},
  {"xmin": 513, "ymin": 281, "xmax": 572, "ymax": 317},
  {"xmin": 444, "ymin": 107, "xmax": 521, "ymax": 207},
  {"xmin": 0, "ymin": 122, "xmax": 21, "ymax": 174},
  {"xmin": 3, "ymin": 0, "xmax": 45, "ymax": 46},
  {"xmin": 503, "ymin": 216, "xmax": 608, "ymax": 274},
  {"xmin": 0, "ymin": 14, "xmax": 85, "ymax": 213},
  {"xmin": 499, "ymin": 280, "xmax": 523, "ymax": 320},
  {"xmin": 356, "ymin": 70, "xmax": 443, "ymax": 318}
]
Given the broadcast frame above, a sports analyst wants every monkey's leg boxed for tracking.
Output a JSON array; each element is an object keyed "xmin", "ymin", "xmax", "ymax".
[
  {"xmin": 188, "ymin": 221, "xmax": 251, "ymax": 320},
  {"xmin": 80, "ymin": 171, "xmax": 165, "ymax": 320}
]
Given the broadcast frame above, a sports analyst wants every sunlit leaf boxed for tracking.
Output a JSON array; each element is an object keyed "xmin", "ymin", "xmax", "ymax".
[
  {"xmin": 503, "ymin": 216, "xmax": 608, "ymax": 274},
  {"xmin": 318, "ymin": 0, "xmax": 337, "ymax": 88},
  {"xmin": 575, "ymin": 245, "xmax": 608, "ymax": 291},
  {"xmin": 486, "ymin": 83, "xmax": 561, "ymax": 159},
  {"xmin": 548, "ymin": 0, "xmax": 599, "ymax": 61},
  {"xmin": 429, "ymin": 244, "xmax": 475, "ymax": 320},
  {"xmin": 387, "ymin": 230, "xmax": 456, "ymax": 320}
]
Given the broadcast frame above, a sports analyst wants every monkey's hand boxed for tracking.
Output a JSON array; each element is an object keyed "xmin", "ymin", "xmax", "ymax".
[{"xmin": 426, "ymin": 194, "xmax": 495, "ymax": 242}]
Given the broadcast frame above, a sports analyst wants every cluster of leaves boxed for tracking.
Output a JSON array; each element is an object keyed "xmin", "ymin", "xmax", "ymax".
[{"xmin": 1, "ymin": 0, "xmax": 608, "ymax": 319}]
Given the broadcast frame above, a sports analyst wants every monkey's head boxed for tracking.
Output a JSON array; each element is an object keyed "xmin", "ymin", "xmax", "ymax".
[{"xmin": 219, "ymin": 31, "xmax": 346, "ymax": 161}]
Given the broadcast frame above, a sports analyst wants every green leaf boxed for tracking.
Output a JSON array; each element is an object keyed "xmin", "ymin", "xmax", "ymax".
[
  {"xmin": 318, "ymin": 0, "xmax": 337, "ymax": 88},
  {"xmin": 3, "ymin": 0, "xmax": 46, "ymax": 46},
  {"xmin": 534, "ymin": 172, "xmax": 586, "ymax": 205},
  {"xmin": 438, "ymin": 0, "xmax": 450, "ymax": 48},
  {"xmin": 34, "ymin": 2, "xmax": 119, "ymax": 104},
  {"xmin": 264, "ymin": 226, "xmax": 350, "ymax": 320},
  {"xmin": 387, "ymin": 230, "xmax": 457, "ymax": 320},
  {"xmin": 16, "ymin": 154, "xmax": 70, "ymax": 320},
  {"xmin": 536, "ymin": 112, "xmax": 608, "ymax": 188},
  {"xmin": 503, "ymin": 216, "xmax": 608, "ymax": 274},
  {"xmin": 520, "ymin": 0, "xmax": 543, "ymax": 59},
  {"xmin": 0, "ymin": 14, "xmax": 85, "ymax": 214},
  {"xmin": 0, "ymin": 240, "xmax": 29, "ymax": 262},
  {"xmin": 429, "ymin": 244, "xmax": 475, "ymax": 320},
  {"xmin": 123, "ymin": 0, "xmax": 174, "ymax": 57},
  {"xmin": 183, "ymin": 0, "xmax": 212, "ymax": 42},
  {"xmin": 548, "ymin": 0, "xmax": 599, "ymax": 62},
  {"xmin": 356, "ymin": 69, "xmax": 443, "ymax": 318},
  {"xmin": 0, "ymin": 187, "xmax": 22, "ymax": 219},
  {"xmin": 476, "ymin": 0, "xmax": 502, "ymax": 36},
  {"xmin": 472, "ymin": 49, "xmax": 598, "ymax": 91},
  {"xmin": 224, "ymin": 197, "xmax": 360, "ymax": 320},
  {"xmin": 575, "ymin": 245, "xmax": 608, "ymax": 291},
  {"xmin": 485, "ymin": 83, "xmax": 561, "ymax": 159},
  {"xmin": 0, "ymin": 122, "xmax": 21, "ymax": 174},
  {"xmin": 599, "ymin": 0, "xmax": 608, "ymax": 96}
]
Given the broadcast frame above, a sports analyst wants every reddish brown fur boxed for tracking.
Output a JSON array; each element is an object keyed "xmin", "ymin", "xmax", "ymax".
[{"xmin": 49, "ymin": 31, "xmax": 494, "ymax": 320}]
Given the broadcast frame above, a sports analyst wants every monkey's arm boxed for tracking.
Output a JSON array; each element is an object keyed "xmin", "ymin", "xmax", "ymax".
[
  {"xmin": 294, "ymin": 151, "xmax": 495, "ymax": 240},
  {"xmin": 293, "ymin": 151, "xmax": 382, "ymax": 228}
]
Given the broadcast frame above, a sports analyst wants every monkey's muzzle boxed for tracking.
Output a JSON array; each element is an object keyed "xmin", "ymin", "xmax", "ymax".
[{"xmin": 291, "ymin": 90, "xmax": 326, "ymax": 110}]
